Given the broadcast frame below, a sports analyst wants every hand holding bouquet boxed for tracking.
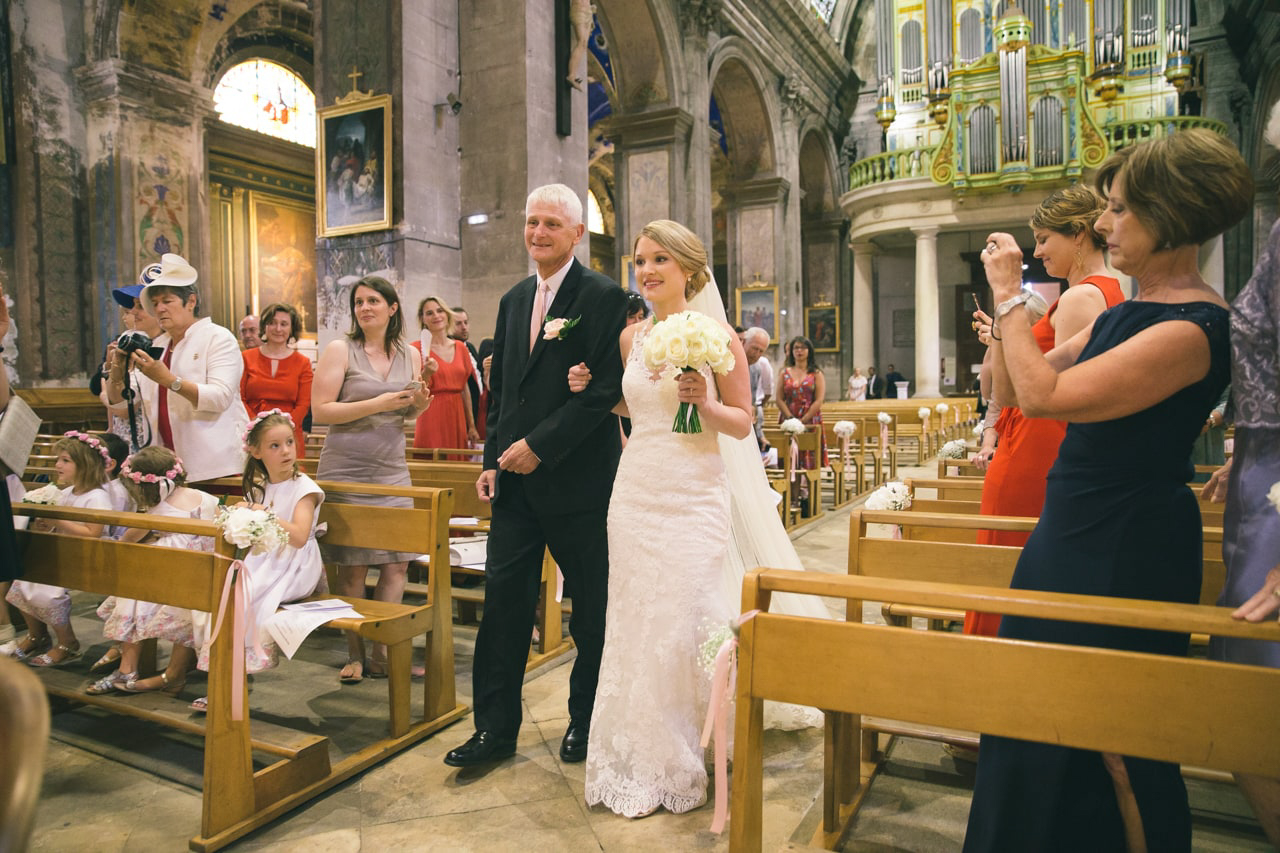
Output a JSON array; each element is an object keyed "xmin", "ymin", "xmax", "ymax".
[
  {"xmin": 216, "ymin": 505, "xmax": 287, "ymax": 556},
  {"xmin": 23, "ymin": 484, "xmax": 62, "ymax": 505},
  {"xmin": 642, "ymin": 311, "xmax": 736, "ymax": 433}
]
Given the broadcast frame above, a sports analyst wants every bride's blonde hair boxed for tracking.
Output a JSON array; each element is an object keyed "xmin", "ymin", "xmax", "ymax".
[{"xmin": 635, "ymin": 220, "xmax": 710, "ymax": 299}]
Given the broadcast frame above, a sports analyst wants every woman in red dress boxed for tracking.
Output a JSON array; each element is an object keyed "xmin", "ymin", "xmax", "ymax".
[
  {"xmin": 965, "ymin": 185, "xmax": 1125, "ymax": 635},
  {"xmin": 411, "ymin": 297, "xmax": 478, "ymax": 452},
  {"xmin": 777, "ymin": 335, "xmax": 828, "ymax": 468},
  {"xmin": 241, "ymin": 303, "xmax": 313, "ymax": 454}
]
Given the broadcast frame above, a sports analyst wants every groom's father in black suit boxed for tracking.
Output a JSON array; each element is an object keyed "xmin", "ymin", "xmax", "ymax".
[{"xmin": 445, "ymin": 184, "xmax": 628, "ymax": 768}]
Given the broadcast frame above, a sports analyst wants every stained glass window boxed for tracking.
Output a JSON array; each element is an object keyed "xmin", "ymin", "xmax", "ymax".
[
  {"xmin": 213, "ymin": 60, "xmax": 316, "ymax": 148},
  {"xmin": 588, "ymin": 192, "xmax": 605, "ymax": 235},
  {"xmin": 810, "ymin": 0, "xmax": 836, "ymax": 22}
]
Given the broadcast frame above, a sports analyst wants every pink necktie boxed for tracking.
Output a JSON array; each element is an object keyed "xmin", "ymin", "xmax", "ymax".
[{"xmin": 530, "ymin": 281, "xmax": 549, "ymax": 352}]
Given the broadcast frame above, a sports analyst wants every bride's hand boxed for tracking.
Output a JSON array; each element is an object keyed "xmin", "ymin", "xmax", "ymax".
[
  {"xmin": 677, "ymin": 370, "xmax": 709, "ymax": 407},
  {"xmin": 568, "ymin": 362, "xmax": 591, "ymax": 393}
]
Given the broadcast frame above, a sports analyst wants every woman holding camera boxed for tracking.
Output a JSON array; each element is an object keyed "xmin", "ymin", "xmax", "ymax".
[{"xmin": 105, "ymin": 253, "xmax": 248, "ymax": 482}]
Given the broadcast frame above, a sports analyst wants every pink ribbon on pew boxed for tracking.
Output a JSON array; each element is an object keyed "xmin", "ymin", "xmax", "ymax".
[
  {"xmin": 879, "ymin": 422, "xmax": 889, "ymax": 460},
  {"xmin": 206, "ymin": 559, "xmax": 268, "ymax": 722},
  {"xmin": 699, "ymin": 608, "xmax": 761, "ymax": 835},
  {"xmin": 788, "ymin": 436, "xmax": 799, "ymax": 471}
]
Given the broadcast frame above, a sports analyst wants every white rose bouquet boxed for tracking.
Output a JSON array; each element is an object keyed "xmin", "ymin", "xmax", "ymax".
[
  {"xmin": 936, "ymin": 402, "xmax": 949, "ymax": 415},
  {"xmin": 780, "ymin": 418, "xmax": 806, "ymax": 436},
  {"xmin": 917, "ymin": 406, "xmax": 931, "ymax": 420},
  {"xmin": 939, "ymin": 439, "xmax": 967, "ymax": 459},
  {"xmin": 23, "ymin": 483, "xmax": 63, "ymax": 505},
  {"xmin": 642, "ymin": 310, "xmax": 736, "ymax": 433},
  {"xmin": 833, "ymin": 420, "xmax": 857, "ymax": 439},
  {"xmin": 865, "ymin": 481, "xmax": 912, "ymax": 511},
  {"xmin": 216, "ymin": 505, "xmax": 287, "ymax": 556},
  {"xmin": 878, "ymin": 411, "xmax": 891, "ymax": 425}
]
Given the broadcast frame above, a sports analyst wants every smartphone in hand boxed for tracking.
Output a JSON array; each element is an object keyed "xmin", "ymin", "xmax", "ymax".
[{"xmin": 404, "ymin": 380, "xmax": 423, "ymax": 392}]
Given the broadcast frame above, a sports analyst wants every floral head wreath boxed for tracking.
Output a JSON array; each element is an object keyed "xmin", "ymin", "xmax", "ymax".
[
  {"xmin": 119, "ymin": 456, "xmax": 185, "ymax": 485},
  {"xmin": 242, "ymin": 408, "xmax": 296, "ymax": 454},
  {"xmin": 63, "ymin": 430, "xmax": 111, "ymax": 465}
]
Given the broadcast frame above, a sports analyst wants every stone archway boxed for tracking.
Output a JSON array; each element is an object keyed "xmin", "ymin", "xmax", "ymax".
[{"xmin": 798, "ymin": 127, "xmax": 847, "ymax": 372}]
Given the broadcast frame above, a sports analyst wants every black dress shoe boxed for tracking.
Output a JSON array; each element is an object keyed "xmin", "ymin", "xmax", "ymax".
[
  {"xmin": 444, "ymin": 730, "xmax": 517, "ymax": 767},
  {"xmin": 559, "ymin": 720, "xmax": 589, "ymax": 763}
]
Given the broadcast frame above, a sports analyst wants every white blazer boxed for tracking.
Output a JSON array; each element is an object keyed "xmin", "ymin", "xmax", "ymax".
[{"xmin": 139, "ymin": 317, "xmax": 249, "ymax": 481}]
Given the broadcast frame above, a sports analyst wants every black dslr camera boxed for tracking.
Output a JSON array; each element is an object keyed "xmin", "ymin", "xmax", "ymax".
[{"xmin": 116, "ymin": 329, "xmax": 163, "ymax": 359}]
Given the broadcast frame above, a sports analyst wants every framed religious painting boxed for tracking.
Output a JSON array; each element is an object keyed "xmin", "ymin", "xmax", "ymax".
[
  {"xmin": 248, "ymin": 192, "xmax": 319, "ymax": 337},
  {"xmin": 805, "ymin": 303, "xmax": 839, "ymax": 352},
  {"xmin": 620, "ymin": 254, "xmax": 634, "ymax": 290},
  {"xmin": 316, "ymin": 94, "xmax": 392, "ymax": 236},
  {"xmin": 735, "ymin": 283, "xmax": 779, "ymax": 344}
]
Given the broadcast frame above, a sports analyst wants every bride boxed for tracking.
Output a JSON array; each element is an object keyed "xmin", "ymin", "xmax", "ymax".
[{"xmin": 576, "ymin": 220, "xmax": 824, "ymax": 820}]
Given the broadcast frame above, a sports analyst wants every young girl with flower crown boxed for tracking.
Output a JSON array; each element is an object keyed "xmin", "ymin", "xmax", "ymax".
[
  {"xmin": 5, "ymin": 431, "xmax": 114, "ymax": 666},
  {"xmin": 186, "ymin": 410, "xmax": 325, "ymax": 711},
  {"xmin": 86, "ymin": 446, "xmax": 218, "ymax": 696}
]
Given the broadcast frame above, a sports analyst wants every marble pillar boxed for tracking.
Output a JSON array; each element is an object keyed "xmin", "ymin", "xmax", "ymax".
[
  {"xmin": 850, "ymin": 240, "xmax": 876, "ymax": 373},
  {"xmin": 610, "ymin": 108, "xmax": 695, "ymax": 263},
  {"xmin": 912, "ymin": 225, "xmax": 940, "ymax": 397},
  {"xmin": 723, "ymin": 177, "xmax": 789, "ymax": 331},
  {"xmin": 802, "ymin": 214, "xmax": 844, "ymax": 375}
]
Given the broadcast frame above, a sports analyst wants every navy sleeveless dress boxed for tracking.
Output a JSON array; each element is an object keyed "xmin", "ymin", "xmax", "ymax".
[{"xmin": 963, "ymin": 300, "xmax": 1230, "ymax": 853}]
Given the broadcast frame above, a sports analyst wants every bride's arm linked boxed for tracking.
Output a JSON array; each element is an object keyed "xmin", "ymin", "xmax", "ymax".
[
  {"xmin": 688, "ymin": 323, "xmax": 752, "ymax": 439},
  {"xmin": 565, "ymin": 324, "xmax": 634, "ymax": 417}
]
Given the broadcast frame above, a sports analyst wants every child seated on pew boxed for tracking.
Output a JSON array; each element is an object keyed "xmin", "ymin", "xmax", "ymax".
[
  {"xmin": 87, "ymin": 446, "xmax": 218, "ymax": 696},
  {"xmin": 5, "ymin": 431, "xmax": 113, "ymax": 666},
  {"xmin": 188, "ymin": 410, "xmax": 324, "ymax": 711},
  {"xmin": 85, "ymin": 432, "xmax": 135, "ymax": 675}
]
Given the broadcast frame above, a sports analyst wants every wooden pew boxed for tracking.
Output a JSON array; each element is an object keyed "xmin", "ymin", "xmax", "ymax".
[
  {"xmin": 13, "ymin": 500, "xmax": 466, "ymax": 852},
  {"xmin": 728, "ymin": 570, "xmax": 1280, "ymax": 852}
]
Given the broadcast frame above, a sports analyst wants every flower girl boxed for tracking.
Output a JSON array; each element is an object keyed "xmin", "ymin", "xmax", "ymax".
[
  {"xmin": 190, "ymin": 410, "xmax": 324, "ymax": 708},
  {"xmin": 88, "ymin": 447, "xmax": 218, "ymax": 695},
  {"xmin": 6, "ymin": 431, "xmax": 114, "ymax": 666}
]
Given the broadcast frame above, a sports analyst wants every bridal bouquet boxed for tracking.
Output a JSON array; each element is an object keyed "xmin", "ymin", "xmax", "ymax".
[
  {"xmin": 780, "ymin": 418, "xmax": 806, "ymax": 436},
  {"xmin": 642, "ymin": 310, "xmax": 735, "ymax": 433},
  {"xmin": 939, "ymin": 439, "xmax": 968, "ymax": 459},
  {"xmin": 216, "ymin": 505, "xmax": 287, "ymax": 556},
  {"xmin": 23, "ymin": 483, "xmax": 62, "ymax": 505},
  {"xmin": 832, "ymin": 420, "xmax": 857, "ymax": 439},
  {"xmin": 864, "ymin": 481, "xmax": 911, "ymax": 511}
]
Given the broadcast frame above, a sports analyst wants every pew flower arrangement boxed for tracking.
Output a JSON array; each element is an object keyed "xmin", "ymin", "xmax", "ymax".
[
  {"xmin": 22, "ymin": 483, "xmax": 62, "ymax": 505},
  {"xmin": 215, "ymin": 505, "xmax": 287, "ymax": 556},
  {"xmin": 936, "ymin": 402, "xmax": 949, "ymax": 415},
  {"xmin": 780, "ymin": 418, "xmax": 807, "ymax": 436},
  {"xmin": 917, "ymin": 406, "xmax": 931, "ymax": 420},
  {"xmin": 642, "ymin": 310, "xmax": 736, "ymax": 433},
  {"xmin": 877, "ymin": 411, "xmax": 891, "ymax": 425},
  {"xmin": 832, "ymin": 420, "xmax": 857, "ymax": 439},
  {"xmin": 973, "ymin": 423, "xmax": 985, "ymax": 437},
  {"xmin": 864, "ymin": 481, "xmax": 911, "ymax": 511},
  {"xmin": 939, "ymin": 439, "xmax": 968, "ymax": 459}
]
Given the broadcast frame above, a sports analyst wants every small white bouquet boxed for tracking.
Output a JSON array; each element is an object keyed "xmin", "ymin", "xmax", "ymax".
[
  {"xmin": 780, "ymin": 418, "xmax": 807, "ymax": 436},
  {"xmin": 23, "ymin": 483, "xmax": 62, "ymax": 505},
  {"xmin": 216, "ymin": 505, "xmax": 287, "ymax": 556},
  {"xmin": 973, "ymin": 423, "xmax": 985, "ymax": 437},
  {"xmin": 917, "ymin": 406, "xmax": 931, "ymax": 420},
  {"xmin": 642, "ymin": 310, "xmax": 736, "ymax": 433},
  {"xmin": 1268, "ymin": 481, "xmax": 1280, "ymax": 515},
  {"xmin": 832, "ymin": 420, "xmax": 857, "ymax": 439},
  {"xmin": 877, "ymin": 411, "xmax": 891, "ymax": 425},
  {"xmin": 865, "ymin": 481, "xmax": 912, "ymax": 511},
  {"xmin": 939, "ymin": 439, "xmax": 968, "ymax": 459},
  {"xmin": 936, "ymin": 402, "xmax": 949, "ymax": 415},
  {"xmin": 699, "ymin": 618, "xmax": 736, "ymax": 675}
]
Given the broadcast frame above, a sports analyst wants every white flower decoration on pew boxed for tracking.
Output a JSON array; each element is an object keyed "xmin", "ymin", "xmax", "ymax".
[
  {"xmin": 973, "ymin": 423, "xmax": 985, "ymax": 437},
  {"xmin": 939, "ymin": 439, "xmax": 968, "ymax": 459},
  {"xmin": 936, "ymin": 402, "xmax": 949, "ymax": 414},
  {"xmin": 832, "ymin": 420, "xmax": 857, "ymax": 439},
  {"xmin": 917, "ymin": 406, "xmax": 931, "ymax": 420},
  {"xmin": 699, "ymin": 618, "xmax": 735, "ymax": 675},
  {"xmin": 642, "ymin": 310, "xmax": 735, "ymax": 433},
  {"xmin": 216, "ymin": 505, "xmax": 287, "ymax": 556},
  {"xmin": 23, "ymin": 483, "xmax": 62, "ymax": 505},
  {"xmin": 1269, "ymin": 481, "xmax": 1280, "ymax": 515},
  {"xmin": 877, "ymin": 411, "xmax": 891, "ymax": 425},
  {"xmin": 780, "ymin": 418, "xmax": 806, "ymax": 436},
  {"xmin": 864, "ymin": 481, "xmax": 911, "ymax": 511}
]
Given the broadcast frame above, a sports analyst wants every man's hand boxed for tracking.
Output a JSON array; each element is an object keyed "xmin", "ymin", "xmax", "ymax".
[
  {"xmin": 1200, "ymin": 458, "xmax": 1231, "ymax": 503},
  {"xmin": 497, "ymin": 438, "xmax": 541, "ymax": 474},
  {"xmin": 476, "ymin": 469, "xmax": 497, "ymax": 503}
]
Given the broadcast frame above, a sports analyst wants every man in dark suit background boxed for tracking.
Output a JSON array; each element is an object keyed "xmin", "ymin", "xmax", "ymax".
[
  {"xmin": 445, "ymin": 184, "xmax": 628, "ymax": 768},
  {"xmin": 451, "ymin": 306, "xmax": 482, "ymax": 429},
  {"xmin": 866, "ymin": 365, "xmax": 882, "ymax": 399},
  {"xmin": 884, "ymin": 363, "xmax": 909, "ymax": 397}
]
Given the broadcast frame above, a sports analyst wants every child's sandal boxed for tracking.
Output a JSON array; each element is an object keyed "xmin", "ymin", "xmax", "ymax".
[
  {"xmin": 6, "ymin": 635, "xmax": 52, "ymax": 661},
  {"xmin": 29, "ymin": 642, "xmax": 83, "ymax": 668},
  {"xmin": 89, "ymin": 645, "xmax": 122, "ymax": 673},
  {"xmin": 86, "ymin": 670, "xmax": 134, "ymax": 695}
]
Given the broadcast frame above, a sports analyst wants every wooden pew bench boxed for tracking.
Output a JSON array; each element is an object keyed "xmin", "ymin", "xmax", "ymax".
[
  {"xmin": 728, "ymin": 570, "xmax": 1280, "ymax": 852},
  {"xmin": 13, "ymin": 497, "xmax": 466, "ymax": 852}
]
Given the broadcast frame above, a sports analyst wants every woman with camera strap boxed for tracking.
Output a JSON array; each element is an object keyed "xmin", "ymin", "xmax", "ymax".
[
  {"xmin": 99, "ymin": 266, "xmax": 164, "ymax": 452},
  {"xmin": 104, "ymin": 253, "xmax": 248, "ymax": 482}
]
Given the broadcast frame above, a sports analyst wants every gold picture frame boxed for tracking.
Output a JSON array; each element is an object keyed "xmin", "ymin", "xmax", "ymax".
[
  {"xmin": 620, "ymin": 254, "xmax": 634, "ymax": 290},
  {"xmin": 735, "ymin": 283, "xmax": 779, "ymax": 344},
  {"xmin": 316, "ymin": 93, "xmax": 392, "ymax": 236},
  {"xmin": 804, "ymin": 303, "xmax": 839, "ymax": 353},
  {"xmin": 248, "ymin": 191, "xmax": 319, "ymax": 337}
]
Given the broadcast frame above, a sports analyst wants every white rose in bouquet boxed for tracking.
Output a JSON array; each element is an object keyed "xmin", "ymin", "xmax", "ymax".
[
  {"xmin": 641, "ymin": 310, "xmax": 736, "ymax": 433},
  {"xmin": 23, "ymin": 483, "xmax": 63, "ymax": 505},
  {"xmin": 865, "ymin": 481, "xmax": 911, "ymax": 511},
  {"xmin": 216, "ymin": 506, "xmax": 288, "ymax": 556}
]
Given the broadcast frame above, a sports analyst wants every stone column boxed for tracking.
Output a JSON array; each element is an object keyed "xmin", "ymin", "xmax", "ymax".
[
  {"xmin": 850, "ymin": 240, "xmax": 876, "ymax": 371},
  {"xmin": 722, "ymin": 177, "xmax": 789, "ymax": 331},
  {"xmin": 802, "ymin": 214, "xmax": 844, "ymax": 376},
  {"xmin": 912, "ymin": 225, "xmax": 940, "ymax": 396},
  {"xmin": 609, "ymin": 108, "xmax": 695, "ymax": 261}
]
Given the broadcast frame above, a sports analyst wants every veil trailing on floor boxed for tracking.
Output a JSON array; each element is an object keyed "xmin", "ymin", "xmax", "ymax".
[{"xmin": 688, "ymin": 271, "xmax": 828, "ymax": 730}]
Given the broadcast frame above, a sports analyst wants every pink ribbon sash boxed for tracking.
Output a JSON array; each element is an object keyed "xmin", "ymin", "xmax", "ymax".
[
  {"xmin": 879, "ymin": 422, "xmax": 889, "ymax": 460},
  {"xmin": 700, "ymin": 609, "xmax": 760, "ymax": 834},
  {"xmin": 206, "ymin": 558, "xmax": 268, "ymax": 721}
]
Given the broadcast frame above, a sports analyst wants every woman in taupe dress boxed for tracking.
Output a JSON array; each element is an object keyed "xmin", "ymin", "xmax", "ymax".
[{"xmin": 313, "ymin": 276, "xmax": 432, "ymax": 682}]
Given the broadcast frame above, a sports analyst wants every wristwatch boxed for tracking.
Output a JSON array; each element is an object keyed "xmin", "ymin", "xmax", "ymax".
[
  {"xmin": 994, "ymin": 291, "xmax": 1032, "ymax": 319},
  {"xmin": 169, "ymin": 377, "xmax": 183, "ymax": 392}
]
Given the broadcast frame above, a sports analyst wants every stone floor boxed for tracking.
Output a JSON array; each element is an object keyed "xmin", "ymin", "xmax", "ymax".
[{"xmin": 22, "ymin": 460, "xmax": 1273, "ymax": 851}]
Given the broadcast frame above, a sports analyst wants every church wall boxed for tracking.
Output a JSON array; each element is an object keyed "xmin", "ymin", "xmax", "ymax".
[{"xmin": 875, "ymin": 251, "xmax": 913, "ymax": 380}]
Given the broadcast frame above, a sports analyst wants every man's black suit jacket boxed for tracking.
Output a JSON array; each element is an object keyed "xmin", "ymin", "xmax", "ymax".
[
  {"xmin": 866, "ymin": 375, "xmax": 882, "ymax": 399},
  {"xmin": 483, "ymin": 259, "xmax": 628, "ymax": 514}
]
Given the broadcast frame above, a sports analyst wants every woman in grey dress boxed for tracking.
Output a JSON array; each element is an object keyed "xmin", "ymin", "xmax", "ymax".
[{"xmin": 313, "ymin": 276, "xmax": 433, "ymax": 682}]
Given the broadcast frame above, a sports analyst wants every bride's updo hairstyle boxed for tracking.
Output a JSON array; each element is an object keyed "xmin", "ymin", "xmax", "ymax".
[{"xmin": 636, "ymin": 220, "xmax": 710, "ymax": 299}]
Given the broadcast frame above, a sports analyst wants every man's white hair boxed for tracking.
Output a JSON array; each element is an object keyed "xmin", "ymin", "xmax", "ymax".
[
  {"xmin": 525, "ymin": 184, "xmax": 583, "ymax": 227},
  {"xmin": 744, "ymin": 326, "xmax": 770, "ymax": 345}
]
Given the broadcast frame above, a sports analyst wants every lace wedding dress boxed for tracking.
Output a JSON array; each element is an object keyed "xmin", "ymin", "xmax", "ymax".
[{"xmin": 584, "ymin": 323, "xmax": 735, "ymax": 817}]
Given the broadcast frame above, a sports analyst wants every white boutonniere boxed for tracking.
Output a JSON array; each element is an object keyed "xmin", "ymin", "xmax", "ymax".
[{"xmin": 543, "ymin": 315, "xmax": 581, "ymax": 341}]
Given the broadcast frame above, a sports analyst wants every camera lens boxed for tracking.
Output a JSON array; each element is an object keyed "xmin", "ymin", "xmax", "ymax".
[{"xmin": 116, "ymin": 329, "xmax": 153, "ymax": 354}]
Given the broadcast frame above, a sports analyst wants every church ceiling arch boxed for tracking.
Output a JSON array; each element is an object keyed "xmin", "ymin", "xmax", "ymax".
[
  {"xmin": 202, "ymin": 1, "xmax": 314, "ymax": 90},
  {"xmin": 593, "ymin": 0, "xmax": 675, "ymax": 112},
  {"xmin": 709, "ymin": 45, "xmax": 779, "ymax": 181}
]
